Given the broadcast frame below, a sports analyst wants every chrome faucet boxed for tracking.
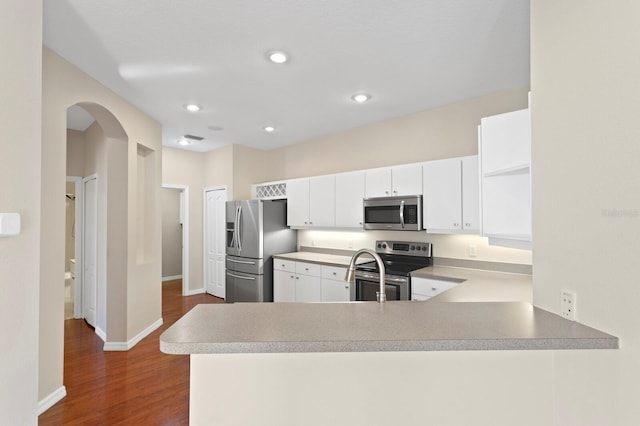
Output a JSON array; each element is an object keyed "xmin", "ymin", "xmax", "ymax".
[{"xmin": 345, "ymin": 248, "xmax": 386, "ymax": 303}]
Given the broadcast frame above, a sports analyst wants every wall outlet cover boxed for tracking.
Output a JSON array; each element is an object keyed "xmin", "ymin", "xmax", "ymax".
[{"xmin": 561, "ymin": 290, "xmax": 576, "ymax": 321}]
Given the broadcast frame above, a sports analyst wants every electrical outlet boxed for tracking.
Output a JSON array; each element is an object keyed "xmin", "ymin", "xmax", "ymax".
[
  {"xmin": 312, "ymin": 240, "xmax": 317, "ymax": 247},
  {"xmin": 561, "ymin": 290, "xmax": 576, "ymax": 321},
  {"xmin": 468, "ymin": 244, "xmax": 477, "ymax": 257},
  {"xmin": 347, "ymin": 240, "xmax": 353, "ymax": 249}
]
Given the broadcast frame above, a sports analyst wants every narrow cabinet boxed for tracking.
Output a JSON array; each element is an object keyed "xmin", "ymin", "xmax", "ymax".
[
  {"xmin": 273, "ymin": 260, "xmax": 296, "ymax": 302},
  {"xmin": 422, "ymin": 156, "xmax": 479, "ymax": 234},
  {"xmin": 321, "ymin": 265, "xmax": 351, "ymax": 302},
  {"xmin": 479, "ymin": 107, "xmax": 531, "ymax": 249},
  {"xmin": 335, "ymin": 171, "xmax": 365, "ymax": 228}
]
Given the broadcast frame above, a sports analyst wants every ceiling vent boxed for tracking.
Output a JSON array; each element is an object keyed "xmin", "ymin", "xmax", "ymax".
[{"xmin": 184, "ymin": 134, "xmax": 204, "ymax": 141}]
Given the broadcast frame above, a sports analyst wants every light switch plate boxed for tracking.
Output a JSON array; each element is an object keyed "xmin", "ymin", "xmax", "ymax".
[{"xmin": 0, "ymin": 213, "xmax": 21, "ymax": 236}]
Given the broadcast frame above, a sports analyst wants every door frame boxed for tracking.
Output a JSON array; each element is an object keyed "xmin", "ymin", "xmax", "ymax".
[
  {"xmin": 162, "ymin": 184, "xmax": 189, "ymax": 295},
  {"xmin": 81, "ymin": 174, "xmax": 98, "ymax": 328},
  {"xmin": 66, "ymin": 176, "xmax": 83, "ymax": 318},
  {"xmin": 203, "ymin": 186, "xmax": 228, "ymax": 298}
]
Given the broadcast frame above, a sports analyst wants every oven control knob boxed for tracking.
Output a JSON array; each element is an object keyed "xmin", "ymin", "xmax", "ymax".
[
  {"xmin": 382, "ymin": 244, "xmax": 387, "ymax": 249},
  {"xmin": 377, "ymin": 243, "xmax": 382, "ymax": 249}
]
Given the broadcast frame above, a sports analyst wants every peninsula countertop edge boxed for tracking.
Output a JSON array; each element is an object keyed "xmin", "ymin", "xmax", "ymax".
[{"xmin": 159, "ymin": 301, "xmax": 618, "ymax": 355}]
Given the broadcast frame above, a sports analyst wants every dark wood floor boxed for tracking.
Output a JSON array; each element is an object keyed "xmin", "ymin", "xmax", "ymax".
[{"xmin": 39, "ymin": 280, "xmax": 223, "ymax": 425}]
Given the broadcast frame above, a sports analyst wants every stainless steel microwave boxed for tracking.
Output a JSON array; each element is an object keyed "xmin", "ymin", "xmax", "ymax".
[{"xmin": 363, "ymin": 195, "xmax": 422, "ymax": 231}]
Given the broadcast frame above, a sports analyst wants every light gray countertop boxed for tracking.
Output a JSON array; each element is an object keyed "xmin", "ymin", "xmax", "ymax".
[
  {"xmin": 411, "ymin": 265, "xmax": 533, "ymax": 303},
  {"xmin": 160, "ymin": 301, "xmax": 618, "ymax": 354},
  {"xmin": 273, "ymin": 251, "xmax": 362, "ymax": 267}
]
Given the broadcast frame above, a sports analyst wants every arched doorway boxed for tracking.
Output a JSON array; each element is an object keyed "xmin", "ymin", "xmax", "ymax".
[{"xmin": 65, "ymin": 102, "xmax": 128, "ymax": 340}]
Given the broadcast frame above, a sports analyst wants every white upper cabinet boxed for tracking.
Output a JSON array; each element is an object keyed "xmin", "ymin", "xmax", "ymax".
[
  {"xmin": 422, "ymin": 156, "xmax": 479, "ymax": 234},
  {"xmin": 286, "ymin": 176, "xmax": 335, "ymax": 228},
  {"xmin": 335, "ymin": 171, "xmax": 365, "ymax": 228},
  {"xmin": 365, "ymin": 164, "xmax": 422, "ymax": 198},
  {"xmin": 461, "ymin": 156, "xmax": 480, "ymax": 232},
  {"xmin": 286, "ymin": 178, "xmax": 310, "ymax": 227},
  {"xmin": 479, "ymin": 107, "xmax": 532, "ymax": 249}
]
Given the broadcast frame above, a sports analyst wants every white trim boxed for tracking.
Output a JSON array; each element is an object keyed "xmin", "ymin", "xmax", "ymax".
[
  {"xmin": 66, "ymin": 176, "xmax": 83, "ymax": 319},
  {"xmin": 102, "ymin": 318, "xmax": 163, "ymax": 351},
  {"xmin": 38, "ymin": 386, "xmax": 67, "ymax": 415},
  {"xmin": 185, "ymin": 287, "xmax": 206, "ymax": 296},
  {"xmin": 95, "ymin": 326, "xmax": 106, "ymax": 342},
  {"xmin": 162, "ymin": 184, "xmax": 189, "ymax": 296},
  {"xmin": 162, "ymin": 274, "xmax": 183, "ymax": 282},
  {"xmin": 203, "ymin": 186, "xmax": 228, "ymax": 298}
]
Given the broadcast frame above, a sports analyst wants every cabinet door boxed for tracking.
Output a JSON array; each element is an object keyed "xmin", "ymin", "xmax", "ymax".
[
  {"xmin": 335, "ymin": 171, "xmax": 365, "ymax": 228},
  {"xmin": 479, "ymin": 108, "xmax": 532, "ymax": 246},
  {"xmin": 273, "ymin": 270, "xmax": 296, "ymax": 302},
  {"xmin": 480, "ymin": 109, "xmax": 530, "ymax": 173},
  {"xmin": 423, "ymin": 158, "xmax": 462, "ymax": 232},
  {"xmin": 295, "ymin": 274, "xmax": 322, "ymax": 302},
  {"xmin": 309, "ymin": 175, "xmax": 335, "ymax": 227},
  {"xmin": 364, "ymin": 168, "xmax": 392, "ymax": 198},
  {"xmin": 391, "ymin": 164, "xmax": 422, "ymax": 196},
  {"xmin": 411, "ymin": 277, "xmax": 457, "ymax": 300},
  {"xmin": 286, "ymin": 178, "xmax": 309, "ymax": 227},
  {"xmin": 321, "ymin": 279, "xmax": 351, "ymax": 302},
  {"xmin": 461, "ymin": 156, "xmax": 480, "ymax": 232}
]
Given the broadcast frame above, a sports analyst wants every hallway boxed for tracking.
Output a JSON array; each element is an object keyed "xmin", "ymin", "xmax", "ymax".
[{"xmin": 39, "ymin": 280, "xmax": 223, "ymax": 425}]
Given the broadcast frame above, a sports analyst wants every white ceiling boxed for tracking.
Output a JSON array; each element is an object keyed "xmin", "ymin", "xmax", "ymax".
[{"xmin": 44, "ymin": 0, "xmax": 530, "ymax": 153}]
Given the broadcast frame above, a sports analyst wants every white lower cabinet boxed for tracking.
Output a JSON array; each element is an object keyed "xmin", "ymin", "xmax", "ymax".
[
  {"xmin": 411, "ymin": 277, "xmax": 458, "ymax": 301},
  {"xmin": 274, "ymin": 260, "xmax": 350, "ymax": 302},
  {"xmin": 321, "ymin": 265, "xmax": 350, "ymax": 302}
]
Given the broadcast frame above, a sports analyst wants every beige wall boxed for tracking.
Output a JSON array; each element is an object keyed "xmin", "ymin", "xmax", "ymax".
[
  {"xmin": 0, "ymin": 0, "xmax": 41, "ymax": 423},
  {"xmin": 40, "ymin": 48, "xmax": 162, "ymax": 403},
  {"xmin": 162, "ymin": 147, "xmax": 205, "ymax": 292},
  {"xmin": 162, "ymin": 188, "xmax": 183, "ymax": 278},
  {"xmin": 261, "ymin": 86, "xmax": 529, "ymax": 181},
  {"xmin": 66, "ymin": 129, "xmax": 85, "ymax": 177},
  {"xmin": 531, "ymin": 0, "xmax": 640, "ymax": 423}
]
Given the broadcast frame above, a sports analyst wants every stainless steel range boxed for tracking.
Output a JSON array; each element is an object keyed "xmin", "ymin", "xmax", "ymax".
[{"xmin": 355, "ymin": 240, "xmax": 433, "ymax": 301}]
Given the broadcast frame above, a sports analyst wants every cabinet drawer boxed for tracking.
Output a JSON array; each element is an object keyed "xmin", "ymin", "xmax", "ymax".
[
  {"xmin": 411, "ymin": 278, "xmax": 457, "ymax": 297},
  {"xmin": 321, "ymin": 265, "xmax": 347, "ymax": 280},
  {"xmin": 274, "ymin": 259, "xmax": 295, "ymax": 273},
  {"xmin": 295, "ymin": 261, "xmax": 321, "ymax": 277}
]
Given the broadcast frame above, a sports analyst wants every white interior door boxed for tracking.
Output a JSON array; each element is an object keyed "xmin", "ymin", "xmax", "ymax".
[
  {"xmin": 205, "ymin": 188, "xmax": 228, "ymax": 298},
  {"xmin": 82, "ymin": 175, "xmax": 98, "ymax": 327}
]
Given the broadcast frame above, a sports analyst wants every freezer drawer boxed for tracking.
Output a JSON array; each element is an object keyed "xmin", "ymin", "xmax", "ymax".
[
  {"xmin": 225, "ymin": 270, "xmax": 269, "ymax": 303},
  {"xmin": 226, "ymin": 255, "xmax": 264, "ymax": 275}
]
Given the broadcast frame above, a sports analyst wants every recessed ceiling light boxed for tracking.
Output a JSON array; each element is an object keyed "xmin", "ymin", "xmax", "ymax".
[
  {"xmin": 267, "ymin": 51, "xmax": 288, "ymax": 64},
  {"xmin": 263, "ymin": 126, "xmax": 276, "ymax": 133},
  {"xmin": 178, "ymin": 138, "xmax": 191, "ymax": 146},
  {"xmin": 351, "ymin": 93, "xmax": 372, "ymax": 103},
  {"xmin": 185, "ymin": 104, "xmax": 201, "ymax": 112}
]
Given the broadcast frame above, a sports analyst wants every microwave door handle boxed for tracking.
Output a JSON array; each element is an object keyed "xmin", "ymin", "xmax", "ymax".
[{"xmin": 399, "ymin": 200, "xmax": 405, "ymax": 229}]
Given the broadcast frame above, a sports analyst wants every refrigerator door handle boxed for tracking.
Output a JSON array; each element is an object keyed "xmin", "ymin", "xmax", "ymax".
[
  {"xmin": 233, "ymin": 205, "xmax": 240, "ymax": 249},
  {"xmin": 226, "ymin": 272, "xmax": 256, "ymax": 280},
  {"xmin": 237, "ymin": 206, "xmax": 243, "ymax": 252}
]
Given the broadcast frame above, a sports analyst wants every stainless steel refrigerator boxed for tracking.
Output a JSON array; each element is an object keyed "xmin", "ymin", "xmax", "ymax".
[{"xmin": 225, "ymin": 199, "xmax": 297, "ymax": 302}]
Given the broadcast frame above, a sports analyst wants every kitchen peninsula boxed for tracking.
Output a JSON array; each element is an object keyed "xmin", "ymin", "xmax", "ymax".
[{"xmin": 160, "ymin": 268, "xmax": 617, "ymax": 425}]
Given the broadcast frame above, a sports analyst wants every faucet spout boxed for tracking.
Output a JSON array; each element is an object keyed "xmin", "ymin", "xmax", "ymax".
[{"xmin": 345, "ymin": 248, "xmax": 386, "ymax": 303}]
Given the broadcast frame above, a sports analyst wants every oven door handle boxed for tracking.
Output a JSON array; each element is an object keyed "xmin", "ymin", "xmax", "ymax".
[{"xmin": 399, "ymin": 200, "xmax": 405, "ymax": 229}]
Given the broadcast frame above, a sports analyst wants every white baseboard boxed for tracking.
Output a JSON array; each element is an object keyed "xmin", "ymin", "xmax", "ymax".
[
  {"xmin": 185, "ymin": 287, "xmax": 205, "ymax": 296},
  {"xmin": 95, "ymin": 326, "xmax": 107, "ymax": 342},
  {"xmin": 162, "ymin": 274, "xmax": 183, "ymax": 282},
  {"xmin": 38, "ymin": 385, "xmax": 67, "ymax": 415},
  {"xmin": 103, "ymin": 318, "xmax": 163, "ymax": 351}
]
